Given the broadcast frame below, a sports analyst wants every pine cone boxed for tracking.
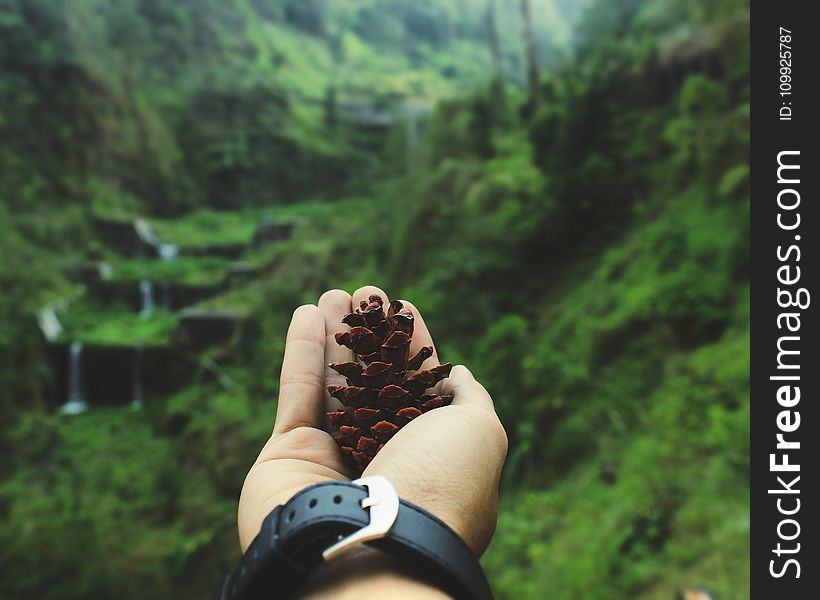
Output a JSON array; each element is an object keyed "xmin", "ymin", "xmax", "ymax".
[{"xmin": 326, "ymin": 294, "xmax": 453, "ymax": 472}]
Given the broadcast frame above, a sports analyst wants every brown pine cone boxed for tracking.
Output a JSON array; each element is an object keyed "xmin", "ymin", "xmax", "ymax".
[{"xmin": 326, "ymin": 294, "xmax": 453, "ymax": 472}]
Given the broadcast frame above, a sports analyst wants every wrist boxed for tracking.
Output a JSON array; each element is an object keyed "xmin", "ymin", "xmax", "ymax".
[
  {"xmin": 225, "ymin": 478, "xmax": 493, "ymax": 600},
  {"xmin": 296, "ymin": 545, "xmax": 451, "ymax": 600},
  {"xmin": 387, "ymin": 477, "xmax": 497, "ymax": 557}
]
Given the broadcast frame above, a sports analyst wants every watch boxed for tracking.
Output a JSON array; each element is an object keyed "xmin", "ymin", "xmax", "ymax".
[{"xmin": 221, "ymin": 476, "xmax": 493, "ymax": 600}]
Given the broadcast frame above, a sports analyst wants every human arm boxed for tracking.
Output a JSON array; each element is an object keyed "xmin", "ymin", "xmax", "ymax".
[{"xmin": 236, "ymin": 286, "xmax": 508, "ymax": 597}]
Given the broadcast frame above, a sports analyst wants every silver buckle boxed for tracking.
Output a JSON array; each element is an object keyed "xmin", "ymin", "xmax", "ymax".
[{"xmin": 321, "ymin": 475, "xmax": 400, "ymax": 561}]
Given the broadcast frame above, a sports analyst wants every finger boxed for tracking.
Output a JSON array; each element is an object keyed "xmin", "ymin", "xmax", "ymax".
[
  {"xmin": 273, "ymin": 304, "xmax": 326, "ymax": 434},
  {"xmin": 318, "ymin": 289, "xmax": 354, "ymax": 402},
  {"xmin": 440, "ymin": 365, "xmax": 495, "ymax": 412},
  {"xmin": 351, "ymin": 285, "xmax": 390, "ymax": 313},
  {"xmin": 399, "ymin": 300, "xmax": 440, "ymax": 370}
]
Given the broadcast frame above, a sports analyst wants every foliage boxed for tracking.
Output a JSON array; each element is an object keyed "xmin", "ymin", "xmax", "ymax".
[
  {"xmin": 108, "ymin": 257, "xmax": 230, "ymax": 286},
  {"xmin": 0, "ymin": 0, "xmax": 749, "ymax": 598},
  {"xmin": 59, "ymin": 307, "xmax": 178, "ymax": 347}
]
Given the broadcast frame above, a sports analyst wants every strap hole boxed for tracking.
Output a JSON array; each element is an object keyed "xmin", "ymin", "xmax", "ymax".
[
  {"xmin": 309, "ymin": 498, "xmax": 318, "ymax": 508},
  {"xmin": 287, "ymin": 510, "xmax": 295, "ymax": 522},
  {"xmin": 333, "ymin": 495, "xmax": 342, "ymax": 504}
]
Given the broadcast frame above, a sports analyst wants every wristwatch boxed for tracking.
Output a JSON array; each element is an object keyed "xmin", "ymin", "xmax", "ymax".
[{"xmin": 221, "ymin": 476, "xmax": 493, "ymax": 600}]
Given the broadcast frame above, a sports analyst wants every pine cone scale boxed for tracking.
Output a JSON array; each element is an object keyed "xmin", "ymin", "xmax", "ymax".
[{"xmin": 325, "ymin": 294, "xmax": 453, "ymax": 472}]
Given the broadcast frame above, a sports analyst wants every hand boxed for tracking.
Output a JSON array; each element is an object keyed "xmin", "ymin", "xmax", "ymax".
[{"xmin": 237, "ymin": 286, "xmax": 508, "ymax": 560}]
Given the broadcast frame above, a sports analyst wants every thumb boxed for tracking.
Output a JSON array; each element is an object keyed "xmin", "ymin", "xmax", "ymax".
[{"xmin": 440, "ymin": 365, "xmax": 496, "ymax": 413}]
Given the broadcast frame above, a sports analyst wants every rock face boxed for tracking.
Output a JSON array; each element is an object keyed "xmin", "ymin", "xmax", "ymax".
[
  {"xmin": 186, "ymin": 243, "xmax": 247, "ymax": 260},
  {"xmin": 226, "ymin": 262, "xmax": 263, "ymax": 284},
  {"xmin": 94, "ymin": 217, "xmax": 161, "ymax": 257},
  {"xmin": 46, "ymin": 342, "xmax": 195, "ymax": 409},
  {"xmin": 251, "ymin": 219, "xmax": 297, "ymax": 250},
  {"xmin": 47, "ymin": 212, "xmax": 278, "ymax": 414},
  {"xmin": 175, "ymin": 308, "xmax": 245, "ymax": 350}
]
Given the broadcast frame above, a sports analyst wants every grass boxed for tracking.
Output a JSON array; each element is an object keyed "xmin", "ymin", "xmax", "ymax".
[
  {"xmin": 109, "ymin": 257, "xmax": 231, "ymax": 287},
  {"xmin": 150, "ymin": 210, "xmax": 261, "ymax": 250},
  {"xmin": 60, "ymin": 306, "xmax": 178, "ymax": 347}
]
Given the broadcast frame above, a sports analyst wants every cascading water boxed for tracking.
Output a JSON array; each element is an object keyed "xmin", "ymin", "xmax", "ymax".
[
  {"xmin": 139, "ymin": 279, "xmax": 154, "ymax": 317},
  {"xmin": 131, "ymin": 347, "xmax": 143, "ymax": 409},
  {"xmin": 158, "ymin": 243, "xmax": 177, "ymax": 312},
  {"xmin": 61, "ymin": 341, "xmax": 88, "ymax": 414},
  {"xmin": 159, "ymin": 243, "xmax": 179, "ymax": 261}
]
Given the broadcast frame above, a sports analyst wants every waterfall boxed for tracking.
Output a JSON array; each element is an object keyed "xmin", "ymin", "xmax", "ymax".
[
  {"xmin": 61, "ymin": 341, "xmax": 88, "ymax": 414},
  {"xmin": 134, "ymin": 218, "xmax": 158, "ymax": 257},
  {"xmin": 37, "ymin": 307, "xmax": 63, "ymax": 342},
  {"xmin": 158, "ymin": 243, "xmax": 176, "ymax": 311},
  {"xmin": 159, "ymin": 243, "xmax": 179, "ymax": 261},
  {"xmin": 139, "ymin": 279, "xmax": 154, "ymax": 317},
  {"xmin": 131, "ymin": 347, "xmax": 143, "ymax": 409}
]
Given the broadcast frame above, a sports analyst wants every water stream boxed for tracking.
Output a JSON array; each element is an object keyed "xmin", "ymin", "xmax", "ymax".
[
  {"xmin": 61, "ymin": 341, "xmax": 88, "ymax": 414},
  {"xmin": 139, "ymin": 279, "xmax": 154, "ymax": 317},
  {"xmin": 158, "ymin": 243, "xmax": 177, "ymax": 311},
  {"xmin": 159, "ymin": 243, "xmax": 179, "ymax": 261}
]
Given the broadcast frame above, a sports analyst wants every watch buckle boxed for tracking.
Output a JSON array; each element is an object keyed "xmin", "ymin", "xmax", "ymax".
[{"xmin": 322, "ymin": 475, "xmax": 400, "ymax": 561}]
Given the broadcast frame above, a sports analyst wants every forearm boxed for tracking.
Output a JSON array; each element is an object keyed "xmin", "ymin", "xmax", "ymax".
[{"xmin": 297, "ymin": 546, "xmax": 451, "ymax": 600}]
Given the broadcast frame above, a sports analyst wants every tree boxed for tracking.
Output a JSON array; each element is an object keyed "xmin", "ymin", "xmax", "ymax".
[
  {"xmin": 520, "ymin": 0, "xmax": 540, "ymax": 114},
  {"xmin": 485, "ymin": 0, "xmax": 505, "ymax": 108},
  {"xmin": 486, "ymin": 0, "xmax": 502, "ymax": 79}
]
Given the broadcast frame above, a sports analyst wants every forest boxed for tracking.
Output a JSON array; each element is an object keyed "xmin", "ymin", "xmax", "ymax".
[{"xmin": 0, "ymin": 0, "xmax": 749, "ymax": 598}]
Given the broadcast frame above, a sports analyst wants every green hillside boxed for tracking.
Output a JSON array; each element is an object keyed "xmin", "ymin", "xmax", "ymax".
[{"xmin": 0, "ymin": 0, "xmax": 749, "ymax": 598}]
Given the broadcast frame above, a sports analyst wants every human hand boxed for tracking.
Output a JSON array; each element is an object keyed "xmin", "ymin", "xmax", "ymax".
[{"xmin": 237, "ymin": 286, "xmax": 508, "ymax": 558}]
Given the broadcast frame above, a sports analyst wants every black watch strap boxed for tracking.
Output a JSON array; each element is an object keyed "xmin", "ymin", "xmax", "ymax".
[{"xmin": 221, "ymin": 478, "xmax": 493, "ymax": 600}]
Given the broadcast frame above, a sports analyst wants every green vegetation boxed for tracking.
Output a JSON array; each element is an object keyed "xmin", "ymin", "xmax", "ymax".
[
  {"xmin": 0, "ymin": 0, "xmax": 749, "ymax": 598},
  {"xmin": 150, "ymin": 211, "xmax": 260, "ymax": 251},
  {"xmin": 59, "ymin": 307, "xmax": 178, "ymax": 347},
  {"xmin": 109, "ymin": 257, "xmax": 230, "ymax": 287}
]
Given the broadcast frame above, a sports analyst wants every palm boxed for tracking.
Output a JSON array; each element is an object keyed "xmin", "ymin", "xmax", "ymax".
[
  {"xmin": 364, "ymin": 403, "xmax": 504, "ymax": 553},
  {"xmin": 239, "ymin": 427, "xmax": 349, "ymax": 549}
]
